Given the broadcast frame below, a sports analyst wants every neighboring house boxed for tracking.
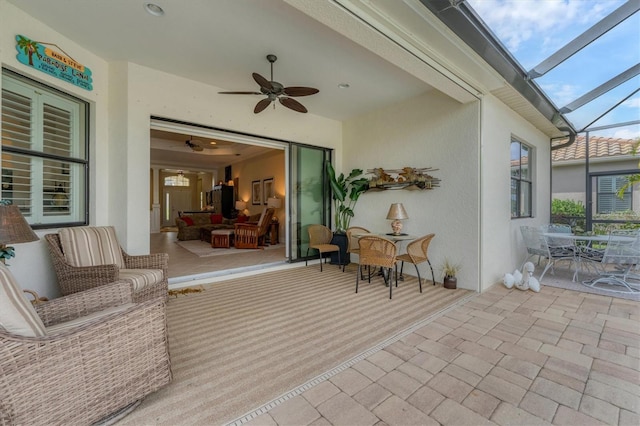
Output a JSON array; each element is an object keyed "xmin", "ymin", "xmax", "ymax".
[
  {"xmin": 0, "ymin": 1, "xmax": 572, "ymax": 297},
  {"xmin": 552, "ymin": 136, "xmax": 640, "ymax": 214}
]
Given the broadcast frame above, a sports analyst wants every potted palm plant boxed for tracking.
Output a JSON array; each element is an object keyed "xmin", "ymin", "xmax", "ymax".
[
  {"xmin": 326, "ymin": 162, "xmax": 369, "ymax": 234},
  {"xmin": 325, "ymin": 162, "xmax": 369, "ymax": 264},
  {"xmin": 441, "ymin": 259, "xmax": 461, "ymax": 289}
]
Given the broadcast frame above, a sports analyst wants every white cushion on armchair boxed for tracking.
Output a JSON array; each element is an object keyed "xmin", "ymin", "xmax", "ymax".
[{"xmin": 0, "ymin": 264, "xmax": 46, "ymax": 337}]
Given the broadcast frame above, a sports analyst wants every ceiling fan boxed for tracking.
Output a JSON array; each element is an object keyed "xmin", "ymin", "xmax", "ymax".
[
  {"xmin": 219, "ymin": 54, "xmax": 319, "ymax": 114},
  {"xmin": 185, "ymin": 136, "xmax": 203, "ymax": 152}
]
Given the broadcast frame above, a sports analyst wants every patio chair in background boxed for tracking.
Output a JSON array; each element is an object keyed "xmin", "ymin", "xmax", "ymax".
[
  {"xmin": 306, "ymin": 224, "xmax": 341, "ymax": 272},
  {"xmin": 520, "ymin": 225, "xmax": 575, "ymax": 281},
  {"xmin": 45, "ymin": 226, "xmax": 168, "ymax": 302},
  {"xmin": 357, "ymin": 235, "xmax": 398, "ymax": 299},
  {"xmin": 581, "ymin": 231, "xmax": 640, "ymax": 293},
  {"xmin": 0, "ymin": 264, "xmax": 172, "ymax": 425},
  {"xmin": 234, "ymin": 207, "xmax": 275, "ymax": 249}
]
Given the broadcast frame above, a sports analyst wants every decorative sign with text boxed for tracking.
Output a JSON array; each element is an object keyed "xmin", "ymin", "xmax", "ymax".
[{"xmin": 15, "ymin": 35, "xmax": 93, "ymax": 91}]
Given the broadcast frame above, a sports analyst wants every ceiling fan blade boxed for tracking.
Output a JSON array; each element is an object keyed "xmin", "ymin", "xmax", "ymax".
[
  {"xmin": 254, "ymin": 98, "xmax": 272, "ymax": 114},
  {"xmin": 279, "ymin": 97, "xmax": 308, "ymax": 113},
  {"xmin": 283, "ymin": 87, "xmax": 319, "ymax": 97},
  {"xmin": 218, "ymin": 91, "xmax": 263, "ymax": 95},
  {"xmin": 252, "ymin": 73, "xmax": 273, "ymax": 92}
]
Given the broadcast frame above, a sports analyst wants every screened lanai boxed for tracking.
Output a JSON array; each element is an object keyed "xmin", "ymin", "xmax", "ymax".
[{"xmin": 424, "ymin": 0, "xmax": 640, "ymax": 232}]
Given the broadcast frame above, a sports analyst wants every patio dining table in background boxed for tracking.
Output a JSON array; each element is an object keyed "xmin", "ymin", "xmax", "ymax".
[{"xmin": 543, "ymin": 232, "xmax": 635, "ymax": 281}]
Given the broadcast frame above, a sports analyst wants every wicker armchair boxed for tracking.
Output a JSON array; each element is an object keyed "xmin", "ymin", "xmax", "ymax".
[
  {"xmin": 396, "ymin": 233, "xmax": 436, "ymax": 292},
  {"xmin": 45, "ymin": 226, "xmax": 168, "ymax": 302},
  {"xmin": 234, "ymin": 208, "xmax": 274, "ymax": 249},
  {"xmin": 0, "ymin": 265, "xmax": 172, "ymax": 426},
  {"xmin": 357, "ymin": 235, "xmax": 398, "ymax": 299}
]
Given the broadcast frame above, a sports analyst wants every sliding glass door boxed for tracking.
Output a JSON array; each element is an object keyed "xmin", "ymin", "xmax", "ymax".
[{"xmin": 289, "ymin": 144, "xmax": 331, "ymax": 261}]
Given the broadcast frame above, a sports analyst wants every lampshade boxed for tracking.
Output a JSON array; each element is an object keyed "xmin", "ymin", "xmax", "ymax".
[
  {"xmin": 235, "ymin": 200, "xmax": 246, "ymax": 210},
  {"xmin": 0, "ymin": 204, "xmax": 39, "ymax": 245},
  {"xmin": 267, "ymin": 197, "xmax": 282, "ymax": 209},
  {"xmin": 386, "ymin": 203, "xmax": 408, "ymax": 220},
  {"xmin": 227, "ymin": 180, "xmax": 234, "ymax": 186}
]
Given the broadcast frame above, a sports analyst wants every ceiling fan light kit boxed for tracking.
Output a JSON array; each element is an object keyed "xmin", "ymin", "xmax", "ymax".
[{"xmin": 219, "ymin": 54, "xmax": 319, "ymax": 114}]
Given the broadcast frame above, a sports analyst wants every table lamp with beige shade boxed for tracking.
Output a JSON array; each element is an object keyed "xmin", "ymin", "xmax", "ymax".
[
  {"xmin": 0, "ymin": 201, "xmax": 39, "ymax": 264},
  {"xmin": 386, "ymin": 203, "xmax": 408, "ymax": 236},
  {"xmin": 267, "ymin": 196, "xmax": 282, "ymax": 223},
  {"xmin": 235, "ymin": 200, "xmax": 247, "ymax": 215}
]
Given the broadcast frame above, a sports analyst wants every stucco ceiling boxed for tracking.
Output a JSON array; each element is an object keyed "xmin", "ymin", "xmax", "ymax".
[{"xmin": 8, "ymin": 0, "xmax": 437, "ymax": 170}]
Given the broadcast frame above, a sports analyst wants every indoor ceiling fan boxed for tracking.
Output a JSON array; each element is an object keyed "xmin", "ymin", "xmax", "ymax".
[
  {"xmin": 185, "ymin": 136, "xmax": 203, "ymax": 152},
  {"xmin": 219, "ymin": 54, "xmax": 319, "ymax": 114}
]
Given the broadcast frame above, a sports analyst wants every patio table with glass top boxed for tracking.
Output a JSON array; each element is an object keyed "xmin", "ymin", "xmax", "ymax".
[{"xmin": 543, "ymin": 232, "xmax": 635, "ymax": 281}]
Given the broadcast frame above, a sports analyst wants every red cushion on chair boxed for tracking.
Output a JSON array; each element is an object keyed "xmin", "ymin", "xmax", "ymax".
[
  {"xmin": 236, "ymin": 215, "xmax": 248, "ymax": 223},
  {"xmin": 210, "ymin": 214, "xmax": 223, "ymax": 224},
  {"xmin": 181, "ymin": 216, "xmax": 194, "ymax": 226}
]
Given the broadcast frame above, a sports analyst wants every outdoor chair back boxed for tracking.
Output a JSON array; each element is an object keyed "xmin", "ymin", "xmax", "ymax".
[
  {"xmin": 582, "ymin": 230, "xmax": 640, "ymax": 293},
  {"xmin": 306, "ymin": 224, "xmax": 341, "ymax": 272},
  {"xmin": 357, "ymin": 235, "xmax": 397, "ymax": 299},
  {"xmin": 396, "ymin": 233, "xmax": 436, "ymax": 292}
]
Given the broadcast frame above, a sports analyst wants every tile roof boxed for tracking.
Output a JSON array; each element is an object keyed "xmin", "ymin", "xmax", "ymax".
[{"xmin": 552, "ymin": 136, "xmax": 637, "ymax": 162}]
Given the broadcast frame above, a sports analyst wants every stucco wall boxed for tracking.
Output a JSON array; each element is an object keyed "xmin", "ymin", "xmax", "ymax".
[
  {"xmin": 343, "ymin": 90, "xmax": 481, "ymax": 291},
  {"xmin": 480, "ymin": 94, "xmax": 551, "ymax": 291}
]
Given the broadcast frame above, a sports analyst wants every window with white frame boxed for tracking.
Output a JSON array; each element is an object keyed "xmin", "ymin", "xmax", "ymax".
[
  {"xmin": 597, "ymin": 175, "xmax": 631, "ymax": 213},
  {"xmin": 1, "ymin": 69, "xmax": 88, "ymax": 227},
  {"xmin": 510, "ymin": 139, "xmax": 533, "ymax": 218}
]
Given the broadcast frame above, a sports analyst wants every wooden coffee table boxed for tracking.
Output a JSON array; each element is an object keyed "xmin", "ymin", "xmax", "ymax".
[{"xmin": 211, "ymin": 229, "xmax": 234, "ymax": 248}]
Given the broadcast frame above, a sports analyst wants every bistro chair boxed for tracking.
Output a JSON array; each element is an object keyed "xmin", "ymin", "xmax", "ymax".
[
  {"xmin": 306, "ymin": 224, "xmax": 341, "ymax": 272},
  {"xmin": 520, "ymin": 225, "xmax": 575, "ymax": 282},
  {"xmin": 396, "ymin": 233, "xmax": 436, "ymax": 292},
  {"xmin": 343, "ymin": 226, "xmax": 371, "ymax": 274},
  {"xmin": 581, "ymin": 230, "xmax": 640, "ymax": 293},
  {"xmin": 356, "ymin": 235, "xmax": 398, "ymax": 299}
]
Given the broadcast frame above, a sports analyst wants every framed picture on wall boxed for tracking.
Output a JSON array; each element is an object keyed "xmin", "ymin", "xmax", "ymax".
[
  {"xmin": 262, "ymin": 178, "xmax": 274, "ymax": 205},
  {"xmin": 252, "ymin": 180, "xmax": 261, "ymax": 205}
]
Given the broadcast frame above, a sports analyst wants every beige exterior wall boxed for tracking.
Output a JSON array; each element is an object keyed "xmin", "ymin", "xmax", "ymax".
[
  {"xmin": 480, "ymin": 94, "xmax": 552, "ymax": 292},
  {"xmin": 343, "ymin": 90, "xmax": 481, "ymax": 291}
]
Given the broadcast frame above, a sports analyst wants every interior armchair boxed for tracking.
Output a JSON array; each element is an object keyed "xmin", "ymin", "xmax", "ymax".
[
  {"xmin": 0, "ymin": 264, "xmax": 172, "ymax": 425},
  {"xmin": 234, "ymin": 208, "xmax": 274, "ymax": 249},
  {"xmin": 45, "ymin": 226, "xmax": 168, "ymax": 302}
]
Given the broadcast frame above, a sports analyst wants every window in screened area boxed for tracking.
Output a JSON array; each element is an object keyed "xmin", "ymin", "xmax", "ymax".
[
  {"xmin": 597, "ymin": 175, "xmax": 631, "ymax": 213},
  {"xmin": 510, "ymin": 139, "xmax": 533, "ymax": 218},
  {"xmin": 1, "ymin": 69, "xmax": 88, "ymax": 227}
]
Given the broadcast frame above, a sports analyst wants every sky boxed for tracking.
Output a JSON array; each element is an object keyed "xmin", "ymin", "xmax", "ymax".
[{"xmin": 466, "ymin": 0, "xmax": 640, "ymax": 139}]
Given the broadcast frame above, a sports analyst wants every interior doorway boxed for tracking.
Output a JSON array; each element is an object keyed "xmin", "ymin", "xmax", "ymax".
[{"xmin": 162, "ymin": 186, "xmax": 192, "ymax": 228}]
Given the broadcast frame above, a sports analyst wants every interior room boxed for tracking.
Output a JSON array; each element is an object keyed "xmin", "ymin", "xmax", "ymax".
[{"xmin": 150, "ymin": 127, "xmax": 288, "ymax": 278}]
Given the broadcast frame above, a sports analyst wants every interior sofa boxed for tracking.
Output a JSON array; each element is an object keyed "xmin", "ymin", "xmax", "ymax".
[{"xmin": 176, "ymin": 212, "xmax": 261, "ymax": 241}]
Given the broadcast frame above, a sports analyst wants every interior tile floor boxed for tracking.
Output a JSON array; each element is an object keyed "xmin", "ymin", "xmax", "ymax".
[{"xmin": 149, "ymin": 232, "xmax": 639, "ymax": 425}]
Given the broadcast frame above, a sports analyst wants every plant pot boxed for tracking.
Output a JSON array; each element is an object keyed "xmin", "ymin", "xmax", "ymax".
[
  {"xmin": 330, "ymin": 233, "xmax": 350, "ymax": 265},
  {"xmin": 443, "ymin": 276, "xmax": 457, "ymax": 289}
]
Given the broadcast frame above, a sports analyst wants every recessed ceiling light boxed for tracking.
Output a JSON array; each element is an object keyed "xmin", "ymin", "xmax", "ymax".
[
  {"xmin": 144, "ymin": 3, "xmax": 164, "ymax": 16},
  {"xmin": 210, "ymin": 141, "xmax": 217, "ymax": 145},
  {"xmin": 338, "ymin": 83, "xmax": 350, "ymax": 89}
]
